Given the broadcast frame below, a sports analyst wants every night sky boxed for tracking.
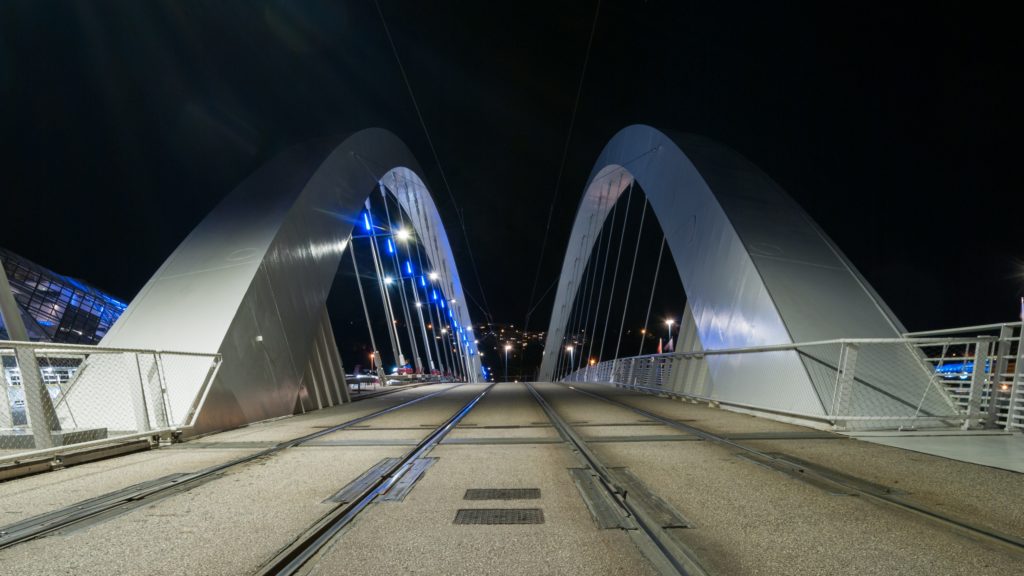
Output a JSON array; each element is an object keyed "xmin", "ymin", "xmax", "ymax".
[{"xmin": 1, "ymin": 1, "xmax": 1020, "ymax": 360}]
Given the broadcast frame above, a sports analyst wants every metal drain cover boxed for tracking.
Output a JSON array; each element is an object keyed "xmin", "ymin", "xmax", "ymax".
[
  {"xmin": 454, "ymin": 508, "xmax": 544, "ymax": 525},
  {"xmin": 464, "ymin": 488, "xmax": 541, "ymax": 501}
]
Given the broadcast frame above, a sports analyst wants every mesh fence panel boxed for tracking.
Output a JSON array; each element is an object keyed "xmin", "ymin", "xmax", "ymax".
[
  {"xmin": 562, "ymin": 330, "xmax": 1024, "ymax": 431},
  {"xmin": 1, "ymin": 342, "xmax": 219, "ymax": 461}
]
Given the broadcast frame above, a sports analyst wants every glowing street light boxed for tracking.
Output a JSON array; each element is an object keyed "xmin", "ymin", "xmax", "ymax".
[
  {"xmin": 665, "ymin": 318, "xmax": 675, "ymax": 342},
  {"xmin": 566, "ymin": 345, "xmax": 575, "ymax": 369},
  {"xmin": 384, "ymin": 276, "xmax": 394, "ymax": 285},
  {"xmin": 428, "ymin": 271, "xmax": 439, "ymax": 281},
  {"xmin": 394, "ymin": 228, "xmax": 411, "ymax": 242},
  {"xmin": 504, "ymin": 344, "xmax": 512, "ymax": 382}
]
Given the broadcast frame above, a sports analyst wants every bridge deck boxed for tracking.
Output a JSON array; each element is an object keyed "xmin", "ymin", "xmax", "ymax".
[{"xmin": 0, "ymin": 382, "xmax": 1021, "ymax": 575}]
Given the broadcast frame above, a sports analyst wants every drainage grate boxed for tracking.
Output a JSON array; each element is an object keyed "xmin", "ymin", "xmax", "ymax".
[
  {"xmin": 464, "ymin": 488, "xmax": 541, "ymax": 501},
  {"xmin": 454, "ymin": 508, "xmax": 544, "ymax": 525}
]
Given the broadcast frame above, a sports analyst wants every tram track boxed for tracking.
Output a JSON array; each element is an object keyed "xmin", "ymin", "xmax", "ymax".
[
  {"xmin": 525, "ymin": 382, "xmax": 710, "ymax": 576},
  {"xmin": 255, "ymin": 383, "xmax": 496, "ymax": 576},
  {"xmin": 0, "ymin": 383, "xmax": 464, "ymax": 550},
  {"xmin": 563, "ymin": 383, "xmax": 1024, "ymax": 554}
]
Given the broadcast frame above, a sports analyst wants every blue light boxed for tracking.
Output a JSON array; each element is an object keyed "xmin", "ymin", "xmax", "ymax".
[
  {"xmin": 440, "ymin": 299, "xmax": 446, "ymax": 309},
  {"xmin": 405, "ymin": 261, "xmax": 413, "ymax": 275},
  {"xmin": 386, "ymin": 238, "xmax": 395, "ymax": 254},
  {"xmin": 419, "ymin": 276, "xmax": 426, "ymax": 287},
  {"xmin": 431, "ymin": 290, "xmax": 438, "ymax": 301},
  {"xmin": 363, "ymin": 213, "xmax": 372, "ymax": 232}
]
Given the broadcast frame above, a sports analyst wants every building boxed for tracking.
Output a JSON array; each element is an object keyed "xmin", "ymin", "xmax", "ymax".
[{"xmin": 0, "ymin": 247, "xmax": 127, "ymax": 344}]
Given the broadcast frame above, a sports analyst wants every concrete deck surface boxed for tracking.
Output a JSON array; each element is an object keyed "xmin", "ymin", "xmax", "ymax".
[{"xmin": 0, "ymin": 381, "xmax": 1020, "ymax": 575}]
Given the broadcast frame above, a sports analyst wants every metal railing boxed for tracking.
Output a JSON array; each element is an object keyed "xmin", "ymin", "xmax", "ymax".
[
  {"xmin": 1, "ymin": 340, "xmax": 221, "ymax": 463},
  {"xmin": 562, "ymin": 323, "xmax": 1023, "ymax": 432}
]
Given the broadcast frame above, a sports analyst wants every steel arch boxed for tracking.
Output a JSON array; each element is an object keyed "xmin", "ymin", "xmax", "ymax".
[
  {"xmin": 539, "ymin": 125, "xmax": 954, "ymax": 421},
  {"xmin": 89, "ymin": 128, "xmax": 480, "ymax": 434}
]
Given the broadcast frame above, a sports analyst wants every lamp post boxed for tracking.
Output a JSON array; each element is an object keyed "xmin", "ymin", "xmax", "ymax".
[
  {"xmin": 566, "ymin": 345, "xmax": 575, "ymax": 377},
  {"xmin": 504, "ymin": 344, "xmax": 512, "ymax": 382},
  {"xmin": 665, "ymin": 318, "xmax": 675, "ymax": 351}
]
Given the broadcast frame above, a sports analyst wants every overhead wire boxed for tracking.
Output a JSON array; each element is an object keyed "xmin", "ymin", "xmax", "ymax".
[
  {"xmin": 373, "ymin": 0, "xmax": 494, "ymax": 325},
  {"xmin": 522, "ymin": 0, "xmax": 603, "ymax": 339}
]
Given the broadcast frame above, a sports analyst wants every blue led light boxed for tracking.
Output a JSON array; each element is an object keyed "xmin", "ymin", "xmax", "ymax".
[
  {"xmin": 431, "ymin": 290, "xmax": 438, "ymax": 301},
  {"xmin": 440, "ymin": 299, "xmax": 446, "ymax": 309},
  {"xmin": 420, "ymin": 276, "xmax": 427, "ymax": 287},
  {"xmin": 363, "ymin": 213, "xmax": 372, "ymax": 231},
  {"xmin": 386, "ymin": 238, "xmax": 395, "ymax": 254},
  {"xmin": 405, "ymin": 261, "xmax": 413, "ymax": 275}
]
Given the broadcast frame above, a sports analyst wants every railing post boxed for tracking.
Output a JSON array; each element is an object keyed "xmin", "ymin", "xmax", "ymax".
[
  {"xmin": 0, "ymin": 356, "xmax": 13, "ymax": 429},
  {"xmin": 16, "ymin": 348, "xmax": 59, "ymax": 448},
  {"xmin": 1007, "ymin": 332, "xmax": 1024, "ymax": 431},
  {"xmin": 963, "ymin": 340, "xmax": 991, "ymax": 430},
  {"xmin": 833, "ymin": 343, "xmax": 858, "ymax": 429},
  {"xmin": 984, "ymin": 327, "xmax": 1012, "ymax": 428},
  {"xmin": 153, "ymin": 353, "xmax": 172, "ymax": 428},
  {"xmin": 131, "ymin": 353, "xmax": 152, "ymax": 432}
]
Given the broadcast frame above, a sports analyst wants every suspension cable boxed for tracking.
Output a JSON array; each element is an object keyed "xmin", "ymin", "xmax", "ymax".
[
  {"xmin": 638, "ymin": 236, "xmax": 667, "ymax": 357},
  {"xmin": 585, "ymin": 181, "xmax": 619, "ymax": 372},
  {"xmin": 557, "ymin": 217, "xmax": 594, "ymax": 380},
  {"xmin": 366, "ymin": 199, "xmax": 402, "ymax": 368},
  {"xmin": 613, "ymin": 190, "xmax": 648, "ymax": 362},
  {"xmin": 349, "ymin": 238, "xmax": 385, "ymax": 382},
  {"xmin": 597, "ymin": 175, "xmax": 632, "ymax": 362},
  {"xmin": 570, "ymin": 185, "xmax": 607, "ymax": 376},
  {"xmin": 381, "ymin": 187, "xmax": 420, "ymax": 372},
  {"xmin": 411, "ymin": 229, "xmax": 443, "ymax": 375},
  {"xmin": 386, "ymin": 181, "xmax": 425, "ymax": 373}
]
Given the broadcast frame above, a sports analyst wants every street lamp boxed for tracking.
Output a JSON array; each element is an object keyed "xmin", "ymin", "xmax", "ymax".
[
  {"xmin": 394, "ymin": 228, "xmax": 411, "ymax": 242},
  {"xmin": 504, "ymin": 344, "xmax": 512, "ymax": 382},
  {"xmin": 566, "ymin": 345, "xmax": 575, "ymax": 370},
  {"xmin": 665, "ymin": 318, "xmax": 675, "ymax": 342}
]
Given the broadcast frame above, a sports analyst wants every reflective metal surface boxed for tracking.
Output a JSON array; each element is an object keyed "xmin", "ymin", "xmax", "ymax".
[
  {"xmin": 98, "ymin": 129, "xmax": 477, "ymax": 434},
  {"xmin": 540, "ymin": 125, "xmax": 954, "ymax": 420}
]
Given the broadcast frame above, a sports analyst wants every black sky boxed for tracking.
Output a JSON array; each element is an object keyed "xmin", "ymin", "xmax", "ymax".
[{"xmin": 1, "ymin": 1, "xmax": 1020, "ymax": 338}]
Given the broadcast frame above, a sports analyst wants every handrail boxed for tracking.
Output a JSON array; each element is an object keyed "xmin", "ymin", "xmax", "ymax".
[
  {"xmin": 903, "ymin": 321, "xmax": 1023, "ymax": 337},
  {"xmin": 0, "ymin": 339, "xmax": 221, "ymax": 359},
  {"xmin": 619, "ymin": 335, "xmax": 997, "ymax": 363}
]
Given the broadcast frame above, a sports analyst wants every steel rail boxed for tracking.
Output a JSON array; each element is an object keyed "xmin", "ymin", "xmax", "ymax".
[
  {"xmin": 0, "ymin": 383, "xmax": 463, "ymax": 550},
  {"xmin": 566, "ymin": 383, "xmax": 1024, "ymax": 552},
  {"xmin": 257, "ymin": 383, "xmax": 496, "ymax": 576},
  {"xmin": 525, "ymin": 382, "xmax": 709, "ymax": 576}
]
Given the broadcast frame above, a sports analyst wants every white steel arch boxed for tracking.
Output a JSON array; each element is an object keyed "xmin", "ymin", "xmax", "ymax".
[
  {"xmin": 539, "ymin": 125, "xmax": 956, "ymax": 421},
  {"xmin": 68, "ymin": 129, "xmax": 479, "ymax": 434}
]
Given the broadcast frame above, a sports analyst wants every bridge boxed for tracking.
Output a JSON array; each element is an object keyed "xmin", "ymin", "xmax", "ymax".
[{"xmin": 0, "ymin": 126, "xmax": 1021, "ymax": 575}]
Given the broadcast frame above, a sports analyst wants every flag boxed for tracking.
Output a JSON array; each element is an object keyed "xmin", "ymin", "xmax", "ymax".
[{"xmin": 657, "ymin": 337, "xmax": 663, "ymax": 354}]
